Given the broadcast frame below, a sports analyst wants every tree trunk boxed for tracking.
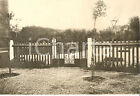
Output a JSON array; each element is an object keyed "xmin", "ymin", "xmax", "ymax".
[
  {"xmin": 94, "ymin": 18, "xmax": 97, "ymax": 30},
  {"xmin": 91, "ymin": 69, "xmax": 95, "ymax": 80},
  {"xmin": 9, "ymin": 66, "xmax": 11, "ymax": 74}
]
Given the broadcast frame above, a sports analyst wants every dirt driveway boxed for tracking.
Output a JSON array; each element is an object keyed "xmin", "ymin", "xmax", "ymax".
[{"xmin": 0, "ymin": 67, "xmax": 140, "ymax": 94}]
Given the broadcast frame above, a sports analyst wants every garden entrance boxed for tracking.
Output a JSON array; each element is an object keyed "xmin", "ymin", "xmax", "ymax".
[
  {"xmin": 10, "ymin": 38, "xmax": 140, "ymax": 72},
  {"xmin": 11, "ymin": 39, "xmax": 87, "ymax": 67}
]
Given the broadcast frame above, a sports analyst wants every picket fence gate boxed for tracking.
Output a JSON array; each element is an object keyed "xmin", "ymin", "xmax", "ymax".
[{"xmin": 9, "ymin": 38, "xmax": 140, "ymax": 72}]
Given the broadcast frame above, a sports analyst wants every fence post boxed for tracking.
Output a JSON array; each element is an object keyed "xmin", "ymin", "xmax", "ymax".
[
  {"xmin": 136, "ymin": 41, "xmax": 139, "ymax": 73},
  {"xmin": 87, "ymin": 38, "xmax": 93, "ymax": 67},
  {"xmin": 52, "ymin": 38, "xmax": 57, "ymax": 59},
  {"xmin": 9, "ymin": 40, "xmax": 14, "ymax": 61},
  {"xmin": 9, "ymin": 40, "xmax": 14, "ymax": 74}
]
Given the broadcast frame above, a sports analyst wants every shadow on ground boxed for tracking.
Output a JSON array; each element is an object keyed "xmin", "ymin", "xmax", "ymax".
[
  {"xmin": 111, "ymin": 73, "xmax": 139, "ymax": 79},
  {"xmin": 0, "ymin": 73, "xmax": 19, "ymax": 79},
  {"xmin": 86, "ymin": 88, "xmax": 113, "ymax": 94},
  {"xmin": 83, "ymin": 76, "xmax": 105, "ymax": 83}
]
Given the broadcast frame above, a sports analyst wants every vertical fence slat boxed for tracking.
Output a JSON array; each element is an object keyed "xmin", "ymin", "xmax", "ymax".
[
  {"xmin": 120, "ymin": 41, "xmax": 123, "ymax": 67},
  {"xmin": 101, "ymin": 41, "xmax": 104, "ymax": 63},
  {"xmin": 47, "ymin": 54, "xmax": 49, "ymax": 65},
  {"xmin": 124, "ymin": 41, "xmax": 127, "ymax": 67},
  {"xmin": 23, "ymin": 46, "xmax": 25, "ymax": 62},
  {"xmin": 132, "ymin": 45, "xmax": 135, "ymax": 67},
  {"xmin": 105, "ymin": 44, "xmax": 107, "ymax": 67},
  {"xmin": 95, "ymin": 45, "xmax": 96, "ymax": 65},
  {"xmin": 112, "ymin": 41, "xmax": 115, "ymax": 68},
  {"xmin": 128, "ymin": 42, "xmax": 131, "ymax": 67},
  {"xmin": 98, "ymin": 44, "xmax": 100, "ymax": 63},
  {"xmin": 108, "ymin": 41, "xmax": 111, "ymax": 68},
  {"xmin": 136, "ymin": 41, "xmax": 139, "ymax": 71},
  {"xmin": 116, "ymin": 41, "xmax": 119, "ymax": 68}
]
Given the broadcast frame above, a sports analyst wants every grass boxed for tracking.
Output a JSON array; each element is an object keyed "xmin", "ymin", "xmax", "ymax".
[{"xmin": 0, "ymin": 67, "xmax": 140, "ymax": 94}]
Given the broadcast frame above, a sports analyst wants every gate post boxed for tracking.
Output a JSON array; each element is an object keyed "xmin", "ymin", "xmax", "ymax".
[
  {"xmin": 9, "ymin": 40, "xmax": 14, "ymax": 74},
  {"xmin": 87, "ymin": 38, "xmax": 93, "ymax": 68},
  {"xmin": 52, "ymin": 38, "xmax": 58, "ymax": 67},
  {"xmin": 52, "ymin": 38, "xmax": 57, "ymax": 59},
  {"xmin": 9, "ymin": 40, "xmax": 14, "ymax": 60}
]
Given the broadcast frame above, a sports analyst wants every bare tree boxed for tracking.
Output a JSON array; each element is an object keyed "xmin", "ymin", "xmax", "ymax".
[
  {"xmin": 8, "ymin": 12, "xmax": 20, "ymax": 74},
  {"xmin": 90, "ymin": 0, "xmax": 107, "ymax": 80},
  {"xmin": 93, "ymin": 0, "xmax": 107, "ymax": 30}
]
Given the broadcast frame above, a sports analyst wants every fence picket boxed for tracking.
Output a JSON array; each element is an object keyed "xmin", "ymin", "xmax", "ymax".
[
  {"xmin": 101, "ymin": 41, "xmax": 104, "ymax": 63},
  {"xmin": 11, "ymin": 40, "xmax": 140, "ymax": 72},
  {"xmin": 98, "ymin": 44, "xmax": 100, "ymax": 63},
  {"xmin": 124, "ymin": 40, "xmax": 126, "ymax": 67},
  {"xmin": 136, "ymin": 42, "xmax": 139, "ymax": 71},
  {"xmin": 132, "ymin": 45, "xmax": 135, "ymax": 67}
]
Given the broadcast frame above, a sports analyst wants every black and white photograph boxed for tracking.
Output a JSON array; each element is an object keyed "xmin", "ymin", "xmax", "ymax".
[{"xmin": 0, "ymin": 0, "xmax": 140, "ymax": 95}]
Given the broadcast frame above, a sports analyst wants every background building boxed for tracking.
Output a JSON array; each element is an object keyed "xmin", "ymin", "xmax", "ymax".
[{"xmin": 0, "ymin": 0, "xmax": 9, "ymax": 47}]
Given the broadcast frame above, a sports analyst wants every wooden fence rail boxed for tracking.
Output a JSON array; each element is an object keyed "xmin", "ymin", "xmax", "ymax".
[
  {"xmin": 10, "ymin": 39, "xmax": 140, "ymax": 72},
  {"xmin": 92, "ymin": 40, "xmax": 140, "ymax": 72},
  {"xmin": 12, "ymin": 42, "xmax": 52, "ymax": 67}
]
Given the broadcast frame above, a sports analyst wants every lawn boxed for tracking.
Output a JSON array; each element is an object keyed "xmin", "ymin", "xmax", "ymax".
[{"xmin": 0, "ymin": 67, "xmax": 140, "ymax": 94}]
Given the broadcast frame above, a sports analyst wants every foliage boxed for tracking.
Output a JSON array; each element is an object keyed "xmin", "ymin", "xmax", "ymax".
[
  {"xmin": 62, "ymin": 29, "xmax": 87, "ymax": 42},
  {"xmin": 13, "ymin": 26, "xmax": 88, "ymax": 42},
  {"xmin": 87, "ymin": 29, "xmax": 99, "ymax": 40},
  {"xmin": 129, "ymin": 16, "xmax": 140, "ymax": 40},
  {"xmin": 10, "ymin": 15, "xmax": 139, "ymax": 42},
  {"xmin": 99, "ymin": 28, "xmax": 115, "ymax": 41},
  {"xmin": 14, "ymin": 26, "xmax": 57, "ymax": 42},
  {"xmin": 93, "ymin": 0, "xmax": 107, "ymax": 29}
]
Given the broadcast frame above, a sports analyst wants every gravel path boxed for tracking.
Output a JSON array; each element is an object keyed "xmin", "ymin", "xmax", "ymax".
[{"xmin": 0, "ymin": 67, "xmax": 140, "ymax": 94}]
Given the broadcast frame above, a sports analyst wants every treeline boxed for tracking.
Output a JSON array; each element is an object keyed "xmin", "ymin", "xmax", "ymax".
[{"xmin": 11, "ymin": 16, "xmax": 140, "ymax": 42}]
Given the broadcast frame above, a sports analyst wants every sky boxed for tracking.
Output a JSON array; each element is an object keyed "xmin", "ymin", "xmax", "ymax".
[{"xmin": 9, "ymin": 0, "xmax": 140, "ymax": 30}]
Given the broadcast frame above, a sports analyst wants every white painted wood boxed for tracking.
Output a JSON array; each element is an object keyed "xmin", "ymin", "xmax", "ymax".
[
  {"xmin": 52, "ymin": 38, "xmax": 57, "ymax": 59},
  {"xmin": 9, "ymin": 40, "xmax": 14, "ymax": 60},
  {"xmin": 87, "ymin": 38, "xmax": 92, "ymax": 67}
]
